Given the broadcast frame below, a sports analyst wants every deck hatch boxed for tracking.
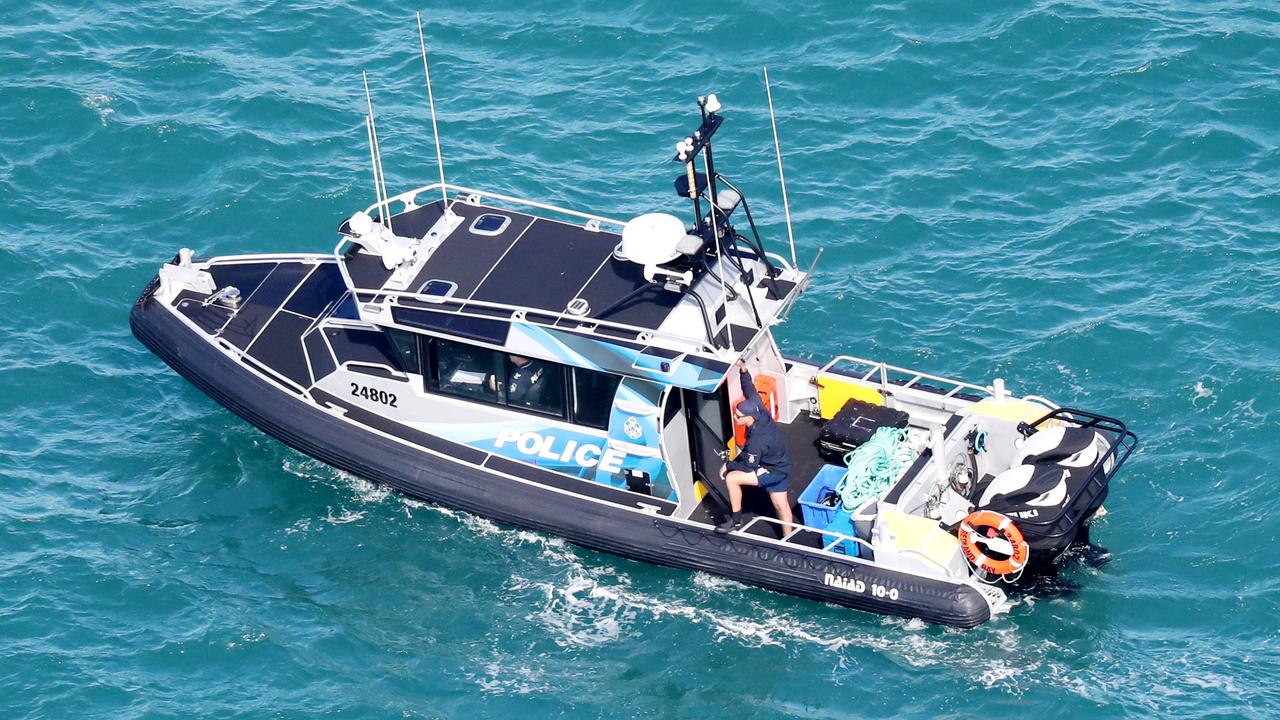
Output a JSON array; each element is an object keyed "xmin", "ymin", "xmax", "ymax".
[
  {"xmin": 469, "ymin": 213, "xmax": 511, "ymax": 236},
  {"xmin": 417, "ymin": 279, "xmax": 457, "ymax": 300}
]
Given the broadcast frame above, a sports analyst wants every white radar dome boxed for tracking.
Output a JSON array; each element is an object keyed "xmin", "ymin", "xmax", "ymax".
[
  {"xmin": 620, "ymin": 213, "xmax": 687, "ymax": 266},
  {"xmin": 348, "ymin": 210, "xmax": 374, "ymax": 236}
]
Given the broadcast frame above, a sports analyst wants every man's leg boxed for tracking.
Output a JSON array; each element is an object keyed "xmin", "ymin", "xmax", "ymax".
[
  {"xmin": 716, "ymin": 470, "xmax": 760, "ymax": 532},
  {"xmin": 726, "ymin": 470, "xmax": 760, "ymax": 512},
  {"xmin": 727, "ymin": 468, "xmax": 752, "ymax": 512},
  {"xmin": 768, "ymin": 491, "xmax": 794, "ymax": 536}
]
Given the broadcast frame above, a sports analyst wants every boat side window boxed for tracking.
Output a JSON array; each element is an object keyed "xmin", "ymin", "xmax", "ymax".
[
  {"xmin": 572, "ymin": 368, "xmax": 621, "ymax": 430},
  {"xmin": 505, "ymin": 354, "xmax": 565, "ymax": 418},
  {"xmin": 430, "ymin": 338, "xmax": 504, "ymax": 405},
  {"xmin": 424, "ymin": 338, "xmax": 618, "ymax": 424},
  {"xmin": 383, "ymin": 328, "xmax": 422, "ymax": 376}
]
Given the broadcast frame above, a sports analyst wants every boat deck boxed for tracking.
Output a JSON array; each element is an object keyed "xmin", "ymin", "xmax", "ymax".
[{"xmin": 174, "ymin": 259, "xmax": 346, "ymax": 390}]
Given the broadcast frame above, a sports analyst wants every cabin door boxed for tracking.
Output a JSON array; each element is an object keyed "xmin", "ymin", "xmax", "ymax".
[
  {"xmin": 660, "ymin": 389, "xmax": 696, "ymax": 508},
  {"xmin": 683, "ymin": 388, "xmax": 733, "ymax": 508}
]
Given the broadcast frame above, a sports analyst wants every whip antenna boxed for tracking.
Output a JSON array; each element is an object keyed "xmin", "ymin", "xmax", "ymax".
[
  {"xmin": 362, "ymin": 71, "xmax": 393, "ymax": 234},
  {"xmin": 417, "ymin": 12, "xmax": 451, "ymax": 213},
  {"xmin": 763, "ymin": 67, "xmax": 797, "ymax": 267}
]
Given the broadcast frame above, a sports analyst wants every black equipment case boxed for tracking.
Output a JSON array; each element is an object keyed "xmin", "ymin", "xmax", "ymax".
[{"xmin": 818, "ymin": 398, "xmax": 910, "ymax": 459}]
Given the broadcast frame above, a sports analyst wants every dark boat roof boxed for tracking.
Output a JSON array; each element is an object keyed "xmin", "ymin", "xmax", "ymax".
[{"xmin": 341, "ymin": 199, "xmax": 686, "ymax": 333}]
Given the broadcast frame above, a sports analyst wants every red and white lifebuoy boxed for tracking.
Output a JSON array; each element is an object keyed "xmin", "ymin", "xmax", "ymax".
[{"xmin": 958, "ymin": 510, "xmax": 1029, "ymax": 577}]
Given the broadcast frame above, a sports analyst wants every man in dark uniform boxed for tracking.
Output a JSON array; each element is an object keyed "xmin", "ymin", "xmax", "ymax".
[
  {"xmin": 716, "ymin": 361, "xmax": 794, "ymax": 534},
  {"xmin": 505, "ymin": 354, "xmax": 548, "ymax": 409}
]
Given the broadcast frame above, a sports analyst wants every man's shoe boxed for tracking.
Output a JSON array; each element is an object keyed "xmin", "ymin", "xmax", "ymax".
[{"xmin": 714, "ymin": 512, "xmax": 743, "ymax": 534}]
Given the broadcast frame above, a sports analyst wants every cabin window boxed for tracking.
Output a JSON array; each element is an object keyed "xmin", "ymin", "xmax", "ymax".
[
  {"xmin": 423, "ymin": 337, "xmax": 622, "ymax": 426},
  {"xmin": 383, "ymin": 328, "xmax": 421, "ymax": 375},
  {"xmin": 331, "ymin": 291, "xmax": 360, "ymax": 320},
  {"xmin": 572, "ymin": 368, "xmax": 621, "ymax": 430},
  {"xmin": 430, "ymin": 338, "xmax": 504, "ymax": 405},
  {"xmin": 427, "ymin": 338, "xmax": 569, "ymax": 419},
  {"xmin": 326, "ymin": 327, "xmax": 403, "ymax": 370},
  {"xmin": 504, "ymin": 353, "xmax": 566, "ymax": 417}
]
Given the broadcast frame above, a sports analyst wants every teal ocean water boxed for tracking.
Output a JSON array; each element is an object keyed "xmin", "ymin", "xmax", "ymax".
[{"xmin": 2, "ymin": 1, "xmax": 1278, "ymax": 716}]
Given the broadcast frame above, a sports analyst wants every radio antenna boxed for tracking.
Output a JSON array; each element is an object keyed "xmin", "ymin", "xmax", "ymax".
[
  {"xmin": 763, "ymin": 67, "xmax": 797, "ymax": 267},
  {"xmin": 362, "ymin": 71, "xmax": 393, "ymax": 234},
  {"xmin": 417, "ymin": 12, "xmax": 451, "ymax": 213}
]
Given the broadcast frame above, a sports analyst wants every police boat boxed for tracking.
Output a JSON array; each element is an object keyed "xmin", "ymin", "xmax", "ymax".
[{"xmin": 130, "ymin": 71, "xmax": 1136, "ymax": 627}]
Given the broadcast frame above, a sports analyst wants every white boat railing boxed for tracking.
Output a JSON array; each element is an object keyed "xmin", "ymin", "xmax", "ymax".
[
  {"xmin": 327, "ymin": 230, "xmax": 725, "ymax": 354},
  {"xmin": 817, "ymin": 354, "xmax": 996, "ymax": 401},
  {"xmin": 327, "ymin": 180, "xmax": 810, "ymax": 359},
  {"xmin": 738, "ymin": 515, "xmax": 874, "ymax": 557},
  {"xmin": 737, "ymin": 515, "xmax": 958, "ymax": 579},
  {"xmin": 365, "ymin": 290, "xmax": 725, "ymax": 355},
  {"xmin": 363, "ymin": 181, "xmax": 629, "ymax": 230}
]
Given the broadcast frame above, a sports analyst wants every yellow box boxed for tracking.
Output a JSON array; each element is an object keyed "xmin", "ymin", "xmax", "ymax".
[
  {"xmin": 966, "ymin": 397, "xmax": 1055, "ymax": 426},
  {"xmin": 877, "ymin": 509, "xmax": 963, "ymax": 570},
  {"xmin": 815, "ymin": 372, "xmax": 885, "ymax": 419}
]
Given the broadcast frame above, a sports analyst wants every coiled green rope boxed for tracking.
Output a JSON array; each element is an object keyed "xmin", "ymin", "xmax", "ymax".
[{"xmin": 835, "ymin": 426, "xmax": 918, "ymax": 511}]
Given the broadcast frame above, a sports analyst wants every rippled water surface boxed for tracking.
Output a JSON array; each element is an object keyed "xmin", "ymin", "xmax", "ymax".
[{"xmin": 2, "ymin": 1, "xmax": 1278, "ymax": 717}]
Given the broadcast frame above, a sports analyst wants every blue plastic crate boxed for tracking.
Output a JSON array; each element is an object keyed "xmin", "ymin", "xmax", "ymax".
[
  {"xmin": 798, "ymin": 465, "xmax": 860, "ymax": 557},
  {"xmin": 799, "ymin": 464, "xmax": 847, "ymax": 528},
  {"xmin": 822, "ymin": 509, "xmax": 860, "ymax": 557}
]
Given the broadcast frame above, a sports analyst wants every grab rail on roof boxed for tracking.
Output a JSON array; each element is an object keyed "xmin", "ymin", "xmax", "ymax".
[
  {"xmin": 361, "ymin": 182, "xmax": 630, "ymax": 230},
  {"xmin": 350, "ymin": 287, "xmax": 726, "ymax": 356}
]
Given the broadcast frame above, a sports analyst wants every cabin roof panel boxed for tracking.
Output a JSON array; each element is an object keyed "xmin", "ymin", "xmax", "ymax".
[{"xmin": 343, "ymin": 199, "xmax": 673, "ymax": 332}]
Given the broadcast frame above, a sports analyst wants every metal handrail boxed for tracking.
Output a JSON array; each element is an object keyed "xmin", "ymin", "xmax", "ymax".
[
  {"xmin": 342, "ymin": 360, "xmax": 410, "ymax": 380},
  {"xmin": 737, "ymin": 515, "xmax": 874, "ymax": 556},
  {"xmin": 328, "ymin": 246, "xmax": 723, "ymax": 357},
  {"xmin": 763, "ymin": 251, "xmax": 795, "ymax": 274},
  {"xmin": 191, "ymin": 252, "xmax": 333, "ymax": 265},
  {"xmin": 364, "ymin": 181, "xmax": 629, "ymax": 230},
  {"xmin": 816, "ymin": 354, "xmax": 995, "ymax": 401},
  {"xmin": 371, "ymin": 290, "xmax": 723, "ymax": 355},
  {"xmin": 1021, "ymin": 394, "xmax": 1061, "ymax": 411},
  {"xmin": 734, "ymin": 514, "xmax": 958, "ymax": 579}
]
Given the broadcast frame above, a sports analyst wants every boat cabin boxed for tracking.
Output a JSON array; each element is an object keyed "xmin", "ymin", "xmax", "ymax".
[{"xmin": 326, "ymin": 183, "xmax": 810, "ymax": 520}]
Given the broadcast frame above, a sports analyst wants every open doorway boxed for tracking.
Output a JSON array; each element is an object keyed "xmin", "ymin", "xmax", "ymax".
[{"xmin": 684, "ymin": 387, "xmax": 732, "ymax": 512}]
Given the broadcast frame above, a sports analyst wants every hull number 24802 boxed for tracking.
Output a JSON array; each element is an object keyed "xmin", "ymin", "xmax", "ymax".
[{"xmin": 351, "ymin": 383, "xmax": 398, "ymax": 407}]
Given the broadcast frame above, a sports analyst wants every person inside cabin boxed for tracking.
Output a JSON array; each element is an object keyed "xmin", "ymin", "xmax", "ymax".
[
  {"xmin": 503, "ymin": 354, "xmax": 550, "ymax": 409},
  {"xmin": 716, "ymin": 360, "xmax": 795, "ymax": 535}
]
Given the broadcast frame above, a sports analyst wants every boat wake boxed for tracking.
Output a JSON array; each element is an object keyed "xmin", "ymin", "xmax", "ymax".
[{"xmin": 275, "ymin": 456, "xmax": 1273, "ymax": 709}]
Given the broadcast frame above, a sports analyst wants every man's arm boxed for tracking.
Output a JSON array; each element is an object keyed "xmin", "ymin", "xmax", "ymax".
[{"xmin": 738, "ymin": 360, "xmax": 760, "ymax": 404}]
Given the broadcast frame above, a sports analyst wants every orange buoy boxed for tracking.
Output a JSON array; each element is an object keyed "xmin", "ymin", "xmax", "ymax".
[{"xmin": 958, "ymin": 510, "xmax": 1029, "ymax": 577}]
